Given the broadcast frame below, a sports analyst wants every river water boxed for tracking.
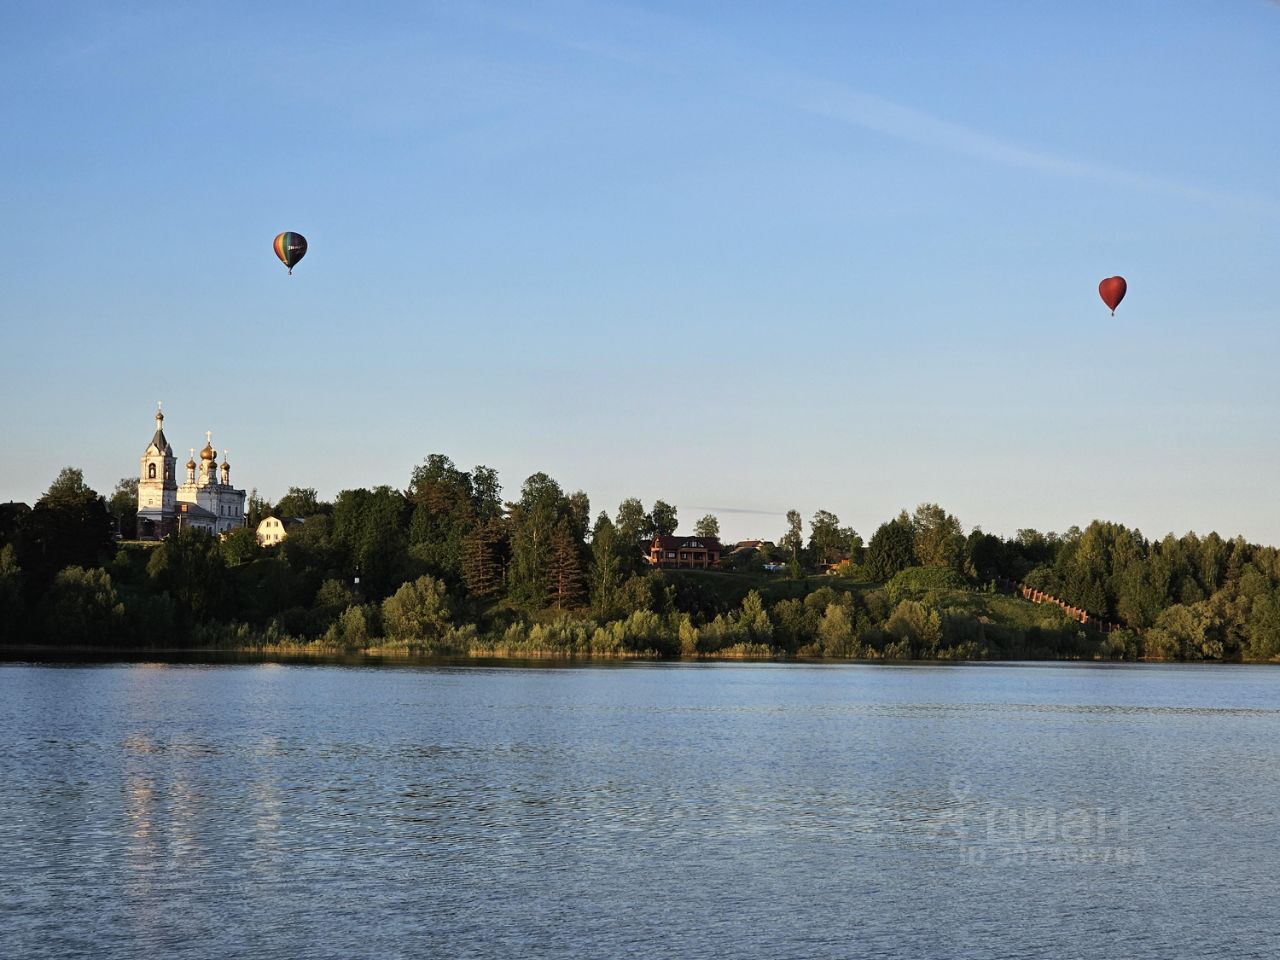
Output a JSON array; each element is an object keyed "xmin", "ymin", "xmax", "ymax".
[{"xmin": 0, "ymin": 660, "xmax": 1277, "ymax": 959}]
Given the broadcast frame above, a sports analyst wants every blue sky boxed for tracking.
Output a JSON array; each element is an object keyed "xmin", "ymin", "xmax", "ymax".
[{"xmin": 2, "ymin": 1, "xmax": 1278, "ymax": 545}]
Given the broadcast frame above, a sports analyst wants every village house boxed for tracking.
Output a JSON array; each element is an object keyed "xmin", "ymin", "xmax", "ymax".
[
  {"xmin": 646, "ymin": 535, "xmax": 722, "ymax": 570},
  {"xmin": 256, "ymin": 516, "xmax": 304, "ymax": 547}
]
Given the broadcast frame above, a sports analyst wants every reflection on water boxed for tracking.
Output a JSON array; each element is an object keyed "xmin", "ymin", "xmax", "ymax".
[{"xmin": 1, "ymin": 661, "xmax": 1278, "ymax": 959}]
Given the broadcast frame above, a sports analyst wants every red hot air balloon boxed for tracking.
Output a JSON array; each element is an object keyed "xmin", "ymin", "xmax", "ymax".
[
  {"xmin": 1098, "ymin": 276, "xmax": 1127, "ymax": 315},
  {"xmin": 273, "ymin": 232, "xmax": 307, "ymax": 275}
]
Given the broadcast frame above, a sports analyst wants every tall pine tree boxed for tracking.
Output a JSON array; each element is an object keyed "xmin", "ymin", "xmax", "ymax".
[
  {"xmin": 461, "ymin": 518, "xmax": 508, "ymax": 601},
  {"xmin": 548, "ymin": 521, "xmax": 586, "ymax": 610}
]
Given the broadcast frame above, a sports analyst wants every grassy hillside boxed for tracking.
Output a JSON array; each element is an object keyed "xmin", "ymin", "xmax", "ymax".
[
  {"xmin": 661, "ymin": 569, "xmax": 877, "ymax": 610},
  {"xmin": 657, "ymin": 568, "xmax": 1131, "ymax": 661}
]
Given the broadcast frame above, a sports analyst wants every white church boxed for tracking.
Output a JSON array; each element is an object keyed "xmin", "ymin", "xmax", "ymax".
[{"xmin": 136, "ymin": 404, "xmax": 247, "ymax": 538}]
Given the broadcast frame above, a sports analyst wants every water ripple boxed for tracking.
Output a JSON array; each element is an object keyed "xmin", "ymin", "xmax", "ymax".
[{"xmin": 0, "ymin": 662, "xmax": 1277, "ymax": 959}]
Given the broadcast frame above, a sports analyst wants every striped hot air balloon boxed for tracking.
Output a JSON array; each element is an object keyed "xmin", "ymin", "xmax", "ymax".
[{"xmin": 273, "ymin": 232, "xmax": 307, "ymax": 275}]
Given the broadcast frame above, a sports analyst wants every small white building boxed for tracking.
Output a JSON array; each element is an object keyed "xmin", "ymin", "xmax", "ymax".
[{"xmin": 257, "ymin": 516, "xmax": 303, "ymax": 547}]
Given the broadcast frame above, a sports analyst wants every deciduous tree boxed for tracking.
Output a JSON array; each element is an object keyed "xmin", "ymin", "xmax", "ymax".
[
  {"xmin": 471, "ymin": 466, "xmax": 503, "ymax": 521},
  {"xmin": 648, "ymin": 500, "xmax": 678, "ymax": 539},
  {"xmin": 782, "ymin": 509, "xmax": 804, "ymax": 561},
  {"xmin": 220, "ymin": 527, "xmax": 260, "ymax": 566},
  {"xmin": 147, "ymin": 528, "xmax": 229, "ymax": 623},
  {"xmin": 911, "ymin": 503, "xmax": 965, "ymax": 570},
  {"xmin": 589, "ymin": 513, "xmax": 624, "ymax": 620},
  {"xmin": 0, "ymin": 545, "xmax": 25, "ymax": 632},
  {"xmin": 275, "ymin": 486, "xmax": 322, "ymax": 517},
  {"xmin": 808, "ymin": 510, "xmax": 858, "ymax": 565},
  {"xmin": 41, "ymin": 566, "xmax": 122, "ymax": 645},
  {"xmin": 406, "ymin": 455, "xmax": 480, "ymax": 583},
  {"xmin": 507, "ymin": 473, "xmax": 582, "ymax": 610},
  {"xmin": 866, "ymin": 516, "xmax": 917, "ymax": 582},
  {"xmin": 331, "ymin": 486, "xmax": 410, "ymax": 599},
  {"xmin": 614, "ymin": 498, "xmax": 648, "ymax": 574},
  {"xmin": 382, "ymin": 575, "xmax": 453, "ymax": 643},
  {"xmin": 18, "ymin": 467, "xmax": 114, "ymax": 590},
  {"xmin": 109, "ymin": 478, "xmax": 138, "ymax": 540}
]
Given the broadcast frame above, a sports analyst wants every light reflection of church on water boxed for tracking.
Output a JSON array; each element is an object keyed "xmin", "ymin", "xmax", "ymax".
[{"xmin": 136, "ymin": 403, "xmax": 247, "ymax": 538}]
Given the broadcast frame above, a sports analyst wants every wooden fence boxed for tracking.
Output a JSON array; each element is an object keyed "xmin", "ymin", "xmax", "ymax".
[{"xmin": 995, "ymin": 577, "xmax": 1122, "ymax": 634}]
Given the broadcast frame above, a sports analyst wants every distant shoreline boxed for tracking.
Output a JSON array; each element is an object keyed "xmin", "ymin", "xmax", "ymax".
[{"xmin": 3, "ymin": 644, "xmax": 1274, "ymax": 667}]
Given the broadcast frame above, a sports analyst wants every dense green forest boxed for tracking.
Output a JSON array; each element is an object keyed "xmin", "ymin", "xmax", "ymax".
[{"xmin": 2, "ymin": 457, "xmax": 1278, "ymax": 661}]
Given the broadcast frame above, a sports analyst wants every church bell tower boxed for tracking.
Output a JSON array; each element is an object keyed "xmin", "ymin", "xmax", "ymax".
[{"xmin": 137, "ymin": 402, "xmax": 177, "ymax": 537}]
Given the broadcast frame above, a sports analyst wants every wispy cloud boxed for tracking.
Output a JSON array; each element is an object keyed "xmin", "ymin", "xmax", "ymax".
[
  {"xmin": 475, "ymin": 0, "xmax": 1277, "ymax": 216},
  {"xmin": 685, "ymin": 505, "xmax": 787, "ymax": 517},
  {"xmin": 768, "ymin": 77, "xmax": 1272, "ymax": 213}
]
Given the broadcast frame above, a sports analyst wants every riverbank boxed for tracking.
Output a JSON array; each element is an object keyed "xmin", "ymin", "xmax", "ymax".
[{"xmin": 4, "ymin": 643, "xmax": 1275, "ymax": 667}]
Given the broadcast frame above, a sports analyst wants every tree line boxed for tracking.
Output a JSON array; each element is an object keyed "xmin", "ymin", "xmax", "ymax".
[{"xmin": 1, "ymin": 459, "xmax": 1277, "ymax": 661}]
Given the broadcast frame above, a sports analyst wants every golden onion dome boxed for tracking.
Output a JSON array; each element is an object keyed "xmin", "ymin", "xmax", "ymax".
[
  {"xmin": 200, "ymin": 442, "xmax": 216, "ymax": 461},
  {"xmin": 186, "ymin": 456, "xmax": 196, "ymax": 469}
]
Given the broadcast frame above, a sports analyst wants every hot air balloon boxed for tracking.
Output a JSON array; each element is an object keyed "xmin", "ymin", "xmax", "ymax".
[
  {"xmin": 1098, "ymin": 276, "xmax": 1126, "ymax": 315},
  {"xmin": 273, "ymin": 232, "xmax": 307, "ymax": 275}
]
